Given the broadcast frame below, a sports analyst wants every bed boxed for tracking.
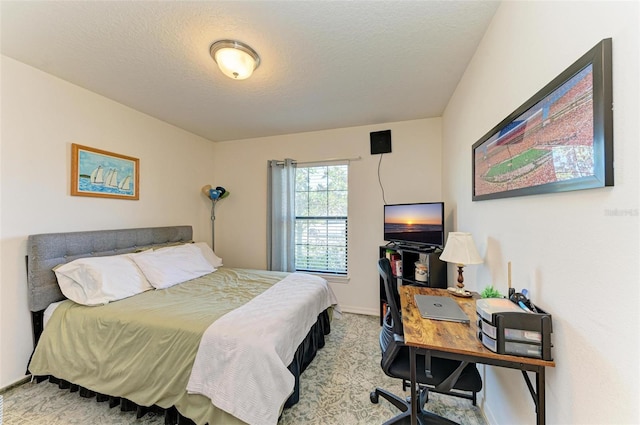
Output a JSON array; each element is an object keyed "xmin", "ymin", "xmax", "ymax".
[{"xmin": 25, "ymin": 225, "xmax": 337, "ymax": 425}]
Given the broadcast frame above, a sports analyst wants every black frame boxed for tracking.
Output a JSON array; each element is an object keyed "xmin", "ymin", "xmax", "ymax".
[{"xmin": 472, "ymin": 38, "xmax": 613, "ymax": 201}]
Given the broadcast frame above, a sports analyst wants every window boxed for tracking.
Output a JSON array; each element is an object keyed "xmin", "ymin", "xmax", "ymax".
[{"xmin": 294, "ymin": 164, "xmax": 348, "ymax": 274}]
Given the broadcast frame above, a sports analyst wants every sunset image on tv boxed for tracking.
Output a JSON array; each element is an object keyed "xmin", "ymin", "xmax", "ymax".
[{"xmin": 384, "ymin": 203, "xmax": 443, "ymax": 246}]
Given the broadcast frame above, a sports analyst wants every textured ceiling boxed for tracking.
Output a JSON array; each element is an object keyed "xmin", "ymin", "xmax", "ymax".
[{"xmin": 1, "ymin": 1, "xmax": 500, "ymax": 142}]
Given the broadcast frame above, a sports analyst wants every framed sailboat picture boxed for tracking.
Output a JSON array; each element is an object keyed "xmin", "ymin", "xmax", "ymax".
[{"xmin": 71, "ymin": 144, "xmax": 139, "ymax": 200}]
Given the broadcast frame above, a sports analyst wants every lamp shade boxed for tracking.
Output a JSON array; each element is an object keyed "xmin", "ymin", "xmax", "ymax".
[
  {"xmin": 439, "ymin": 232, "xmax": 483, "ymax": 265},
  {"xmin": 201, "ymin": 185, "xmax": 230, "ymax": 201},
  {"xmin": 210, "ymin": 40, "xmax": 260, "ymax": 80}
]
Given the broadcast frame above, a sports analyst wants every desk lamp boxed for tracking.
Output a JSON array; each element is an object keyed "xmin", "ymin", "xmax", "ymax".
[{"xmin": 439, "ymin": 232, "xmax": 483, "ymax": 296}]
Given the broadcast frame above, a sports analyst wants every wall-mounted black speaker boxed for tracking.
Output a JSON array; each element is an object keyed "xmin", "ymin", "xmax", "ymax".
[{"xmin": 370, "ymin": 130, "xmax": 392, "ymax": 154}]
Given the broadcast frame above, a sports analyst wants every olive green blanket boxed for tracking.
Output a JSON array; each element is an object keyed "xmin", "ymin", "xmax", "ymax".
[{"xmin": 29, "ymin": 268, "xmax": 289, "ymax": 425}]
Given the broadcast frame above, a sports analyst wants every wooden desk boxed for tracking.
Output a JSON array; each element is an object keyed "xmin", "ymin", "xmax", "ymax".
[{"xmin": 400, "ymin": 286, "xmax": 555, "ymax": 425}]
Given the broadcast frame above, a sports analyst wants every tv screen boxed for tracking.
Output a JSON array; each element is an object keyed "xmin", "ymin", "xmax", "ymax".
[{"xmin": 383, "ymin": 202, "xmax": 444, "ymax": 249}]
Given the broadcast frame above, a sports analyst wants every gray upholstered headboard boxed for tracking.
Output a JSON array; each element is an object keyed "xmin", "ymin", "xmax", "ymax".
[{"xmin": 26, "ymin": 225, "xmax": 193, "ymax": 313}]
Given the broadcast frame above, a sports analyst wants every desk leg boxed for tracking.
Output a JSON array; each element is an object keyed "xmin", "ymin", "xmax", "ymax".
[
  {"xmin": 537, "ymin": 368, "xmax": 546, "ymax": 425},
  {"xmin": 410, "ymin": 346, "xmax": 418, "ymax": 425},
  {"xmin": 523, "ymin": 367, "xmax": 547, "ymax": 425}
]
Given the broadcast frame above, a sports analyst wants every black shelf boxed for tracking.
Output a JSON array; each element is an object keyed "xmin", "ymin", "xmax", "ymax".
[{"xmin": 378, "ymin": 245, "xmax": 447, "ymax": 324}]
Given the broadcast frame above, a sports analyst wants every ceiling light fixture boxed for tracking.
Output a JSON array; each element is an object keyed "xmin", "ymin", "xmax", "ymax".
[{"xmin": 209, "ymin": 40, "xmax": 260, "ymax": 80}]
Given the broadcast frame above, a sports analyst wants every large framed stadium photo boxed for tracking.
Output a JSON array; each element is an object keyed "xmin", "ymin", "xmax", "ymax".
[{"xmin": 472, "ymin": 38, "xmax": 613, "ymax": 201}]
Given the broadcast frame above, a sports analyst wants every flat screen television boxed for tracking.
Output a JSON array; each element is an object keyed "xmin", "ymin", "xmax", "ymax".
[{"xmin": 383, "ymin": 202, "xmax": 444, "ymax": 249}]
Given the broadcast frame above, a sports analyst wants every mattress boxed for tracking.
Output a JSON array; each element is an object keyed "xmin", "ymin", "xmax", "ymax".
[{"xmin": 29, "ymin": 267, "xmax": 328, "ymax": 425}]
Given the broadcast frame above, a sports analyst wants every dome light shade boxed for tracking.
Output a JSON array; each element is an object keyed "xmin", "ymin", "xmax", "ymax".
[{"xmin": 210, "ymin": 40, "xmax": 260, "ymax": 80}]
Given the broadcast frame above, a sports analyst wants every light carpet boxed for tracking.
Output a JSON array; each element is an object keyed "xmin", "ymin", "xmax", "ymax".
[{"xmin": 1, "ymin": 313, "xmax": 486, "ymax": 425}]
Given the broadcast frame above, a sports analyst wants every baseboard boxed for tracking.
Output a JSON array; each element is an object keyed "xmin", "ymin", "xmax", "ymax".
[
  {"xmin": 0, "ymin": 375, "xmax": 31, "ymax": 394},
  {"xmin": 475, "ymin": 367, "xmax": 492, "ymax": 425},
  {"xmin": 338, "ymin": 305, "xmax": 379, "ymax": 317},
  {"xmin": 481, "ymin": 400, "xmax": 496, "ymax": 425}
]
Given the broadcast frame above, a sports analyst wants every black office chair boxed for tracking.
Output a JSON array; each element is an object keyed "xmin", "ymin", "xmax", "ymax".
[{"xmin": 370, "ymin": 258, "xmax": 482, "ymax": 425}]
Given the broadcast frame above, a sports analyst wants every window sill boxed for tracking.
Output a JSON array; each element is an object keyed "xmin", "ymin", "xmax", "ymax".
[{"xmin": 303, "ymin": 272, "xmax": 350, "ymax": 284}]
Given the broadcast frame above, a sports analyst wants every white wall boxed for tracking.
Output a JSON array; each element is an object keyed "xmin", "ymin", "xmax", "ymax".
[
  {"xmin": 0, "ymin": 56, "xmax": 216, "ymax": 388},
  {"xmin": 5, "ymin": 3, "xmax": 637, "ymax": 421},
  {"xmin": 442, "ymin": 2, "xmax": 639, "ymax": 424},
  {"xmin": 211, "ymin": 119, "xmax": 443, "ymax": 315}
]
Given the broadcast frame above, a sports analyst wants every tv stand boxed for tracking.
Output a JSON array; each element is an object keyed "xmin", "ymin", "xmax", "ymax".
[
  {"xmin": 392, "ymin": 243, "xmax": 436, "ymax": 253},
  {"xmin": 378, "ymin": 245, "xmax": 447, "ymax": 324}
]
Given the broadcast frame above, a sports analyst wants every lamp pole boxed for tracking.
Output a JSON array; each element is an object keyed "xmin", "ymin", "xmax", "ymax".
[
  {"xmin": 202, "ymin": 185, "xmax": 229, "ymax": 251},
  {"xmin": 210, "ymin": 199, "xmax": 217, "ymax": 251}
]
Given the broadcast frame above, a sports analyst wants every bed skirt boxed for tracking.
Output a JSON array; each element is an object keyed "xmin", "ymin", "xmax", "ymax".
[{"xmin": 33, "ymin": 309, "xmax": 331, "ymax": 425}]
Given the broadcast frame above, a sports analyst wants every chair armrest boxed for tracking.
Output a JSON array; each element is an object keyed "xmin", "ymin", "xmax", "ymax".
[{"xmin": 381, "ymin": 334, "xmax": 405, "ymax": 373}]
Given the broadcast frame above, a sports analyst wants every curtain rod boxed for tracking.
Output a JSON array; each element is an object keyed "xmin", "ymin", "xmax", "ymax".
[{"xmin": 273, "ymin": 156, "xmax": 362, "ymax": 166}]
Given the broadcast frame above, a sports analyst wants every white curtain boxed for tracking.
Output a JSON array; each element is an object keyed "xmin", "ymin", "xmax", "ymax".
[{"xmin": 267, "ymin": 158, "xmax": 297, "ymax": 272}]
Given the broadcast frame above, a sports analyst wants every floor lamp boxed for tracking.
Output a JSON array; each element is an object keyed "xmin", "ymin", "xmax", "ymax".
[{"xmin": 201, "ymin": 185, "xmax": 230, "ymax": 251}]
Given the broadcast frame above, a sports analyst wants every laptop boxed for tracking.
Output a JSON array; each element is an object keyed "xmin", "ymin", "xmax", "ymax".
[{"xmin": 414, "ymin": 295, "xmax": 470, "ymax": 323}]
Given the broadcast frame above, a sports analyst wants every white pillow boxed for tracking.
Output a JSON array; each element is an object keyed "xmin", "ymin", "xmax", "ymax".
[
  {"xmin": 193, "ymin": 242, "xmax": 223, "ymax": 267},
  {"xmin": 153, "ymin": 241, "xmax": 222, "ymax": 267},
  {"xmin": 132, "ymin": 243, "xmax": 215, "ymax": 289},
  {"xmin": 54, "ymin": 253, "xmax": 153, "ymax": 306}
]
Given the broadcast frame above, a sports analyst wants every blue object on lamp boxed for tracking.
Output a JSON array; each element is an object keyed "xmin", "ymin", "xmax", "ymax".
[{"xmin": 201, "ymin": 185, "xmax": 229, "ymax": 201}]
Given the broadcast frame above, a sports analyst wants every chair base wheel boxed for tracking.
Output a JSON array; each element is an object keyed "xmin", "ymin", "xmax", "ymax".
[{"xmin": 370, "ymin": 391, "xmax": 379, "ymax": 404}]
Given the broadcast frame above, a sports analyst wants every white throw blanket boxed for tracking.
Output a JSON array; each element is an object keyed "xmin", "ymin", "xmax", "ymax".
[{"xmin": 186, "ymin": 273, "xmax": 339, "ymax": 425}]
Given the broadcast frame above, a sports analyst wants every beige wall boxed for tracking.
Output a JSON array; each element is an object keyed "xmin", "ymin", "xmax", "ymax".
[
  {"xmin": 442, "ymin": 1, "xmax": 639, "ymax": 424},
  {"xmin": 0, "ymin": 55, "xmax": 444, "ymax": 387},
  {"xmin": 0, "ymin": 56, "xmax": 216, "ymax": 388},
  {"xmin": 211, "ymin": 119, "xmax": 443, "ymax": 315},
  {"xmin": 4, "ymin": 3, "xmax": 638, "ymax": 421}
]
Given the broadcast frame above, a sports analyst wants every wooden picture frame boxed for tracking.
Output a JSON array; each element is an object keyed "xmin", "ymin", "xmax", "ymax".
[
  {"xmin": 472, "ymin": 38, "xmax": 613, "ymax": 201},
  {"xmin": 71, "ymin": 143, "xmax": 139, "ymax": 200}
]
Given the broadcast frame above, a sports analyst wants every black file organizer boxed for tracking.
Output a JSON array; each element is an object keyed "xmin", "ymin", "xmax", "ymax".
[{"xmin": 479, "ymin": 308, "xmax": 553, "ymax": 361}]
